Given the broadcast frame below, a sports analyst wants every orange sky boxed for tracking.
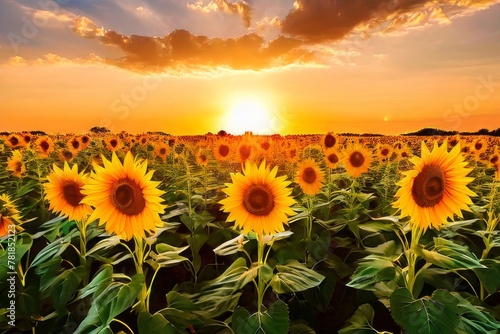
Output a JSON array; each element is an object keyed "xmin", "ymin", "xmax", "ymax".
[{"xmin": 1, "ymin": 0, "xmax": 500, "ymax": 135}]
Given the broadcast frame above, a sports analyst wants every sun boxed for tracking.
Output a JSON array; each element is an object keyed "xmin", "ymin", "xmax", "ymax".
[{"xmin": 222, "ymin": 97, "xmax": 275, "ymax": 135}]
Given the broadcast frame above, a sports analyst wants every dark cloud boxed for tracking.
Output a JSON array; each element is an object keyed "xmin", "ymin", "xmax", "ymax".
[{"xmin": 280, "ymin": 0, "xmax": 500, "ymax": 42}]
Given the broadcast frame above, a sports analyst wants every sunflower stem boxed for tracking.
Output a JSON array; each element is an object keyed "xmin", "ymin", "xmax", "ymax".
[
  {"xmin": 257, "ymin": 235, "xmax": 266, "ymax": 314},
  {"xmin": 480, "ymin": 180, "xmax": 499, "ymax": 301},
  {"xmin": 134, "ymin": 236, "xmax": 148, "ymax": 313},
  {"xmin": 407, "ymin": 225, "xmax": 423, "ymax": 297}
]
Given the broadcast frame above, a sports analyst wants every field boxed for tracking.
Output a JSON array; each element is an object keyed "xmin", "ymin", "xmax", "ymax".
[{"xmin": 1, "ymin": 131, "xmax": 500, "ymax": 333}]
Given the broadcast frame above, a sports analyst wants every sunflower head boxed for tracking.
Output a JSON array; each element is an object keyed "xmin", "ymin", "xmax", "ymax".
[
  {"xmin": 295, "ymin": 158, "xmax": 325, "ymax": 195},
  {"xmin": 7, "ymin": 150, "xmax": 26, "ymax": 177},
  {"xmin": 393, "ymin": 141, "xmax": 476, "ymax": 231},
  {"xmin": 220, "ymin": 160, "xmax": 296, "ymax": 237},
  {"xmin": 82, "ymin": 152, "xmax": 166, "ymax": 240},
  {"xmin": 35, "ymin": 136, "xmax": 54, "ymax": 157},
  {"xmin": 44, "ymin": 162, "xmax": 93, "ymax": 222},
  {"xmin": 342, "ymin": 144, "xmax": 373, "ymax": 178},
  {"xmin": 324, "ymin": 148, "xmax": 342, "ymax": 169}
]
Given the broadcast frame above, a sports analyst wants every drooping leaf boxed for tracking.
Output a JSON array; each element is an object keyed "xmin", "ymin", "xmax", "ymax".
[
  {"xmin": 232, "ymin": 301, "xmax": 289, "ymax": 334},
  {"xmin": 270, "ymin": 260, "xmax": 324, "ymax": 294},
  {"xmin": 390, "ymin": 288, "xmax": 461, "ymax": 334},
  {"xmin": 339, "ymin": 304, "xmax": 378, "ymax": 334}
]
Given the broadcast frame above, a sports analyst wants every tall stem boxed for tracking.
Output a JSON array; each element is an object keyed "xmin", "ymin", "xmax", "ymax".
[
  {"xmin": 256, "ymin": 235, "xmax": 266, "ymax": 314},
  {"xmin": 134, "ymin": 237, "xmax": 148, "ymax": 313},
  {"xmin": 407, "ymin": 225, "xmax": 422, "ymax": 297}
]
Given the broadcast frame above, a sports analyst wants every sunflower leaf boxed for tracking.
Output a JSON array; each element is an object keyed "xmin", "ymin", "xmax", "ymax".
[{"xmin": 270, "ymin": 260, "xmax": 324, "ymax": 293}]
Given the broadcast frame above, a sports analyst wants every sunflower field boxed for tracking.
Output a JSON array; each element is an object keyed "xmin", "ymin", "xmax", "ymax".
[{"xmin": 1, "ymin": 131, "xmax": 500, "ymax": 333}]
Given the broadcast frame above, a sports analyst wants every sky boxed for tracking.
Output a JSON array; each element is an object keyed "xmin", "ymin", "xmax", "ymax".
[{"xmin": 1, "ymin": 0, "xmax": 500, "ymax": 135}]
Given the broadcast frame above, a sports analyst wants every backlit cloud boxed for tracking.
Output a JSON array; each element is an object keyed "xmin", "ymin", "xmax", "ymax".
[{"xmin": 187, "ymin": 0, "xmax": 252, "ymax": 27}]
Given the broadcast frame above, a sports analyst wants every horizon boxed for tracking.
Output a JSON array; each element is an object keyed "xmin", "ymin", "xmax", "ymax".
[{"xmin": 1, "ymin": 1, "xmax": 500, "ymax": 134}]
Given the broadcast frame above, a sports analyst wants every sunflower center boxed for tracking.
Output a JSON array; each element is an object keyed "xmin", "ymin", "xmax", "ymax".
[
  {"xmin": 111, "ymin": 179, "xmax": 145, "ymax": 215},
  {"xmin": 324, "ymin": 134, "xmax": 336, "ymax": 148},
  {"xmin": 327, "ymin": 153, "xmax": 339, "ymax": 164},
  {"xmin": 81, "ymin": 136, "xmax": 89, "ymax": 144},
  {"xmin": 9, "ymin": 137, "xmax": 19, "ymax": 146},
  {"xmin": 381, "ymin": 148, "xmax": 390, "ymax": 157},
  {"xmin": 243, "ymin": 184, "xmax": 274, "ymax": 216},
  {"xmin": 349, "ymin": 151, "xmax": 365, "ymax": 168},
  {"xmin": 475, "ymin": 142, "xmax": 482, "ymax": 150},
  {"xmin": 219, "ymin": 144, "xmax": 229, "ymax": 157},
  {"xmin": 159, "ymin": 148, "xmax": 166, "ymax": 155},
  {"xmin": 62, "ymin": 181, "xmax": 85, "ymax": 206},
  {"xmin": 412, "ymin": 165, "xmax": 445, "ymax": 207},
  {"xmin": 261, "ymin": 142, "xmax": 270, "ymax": 151},
  {"xmin": 40, "ymin": 141, "xmax": 49, "ymax": 151},
  {"xmin": 72, "ymin": 140, "xmax": 80, "ymax": 149},
  {"xmin": 62, "ymin": 151, "xmax": 73, "ymax": 160},
  {"xmin": 303, "ymin": 167, "xmax": 317, "ymax": 184},
  {"xmin": 14, "ymin": 161, "xmax": 22, "ymax": 173},
  {"xmin": 110, "ymin": 139, "xmax": 118, "ymax": 148},
  {"xmin": 239, "ymin": 145, "xmax": 251, "ymax": 160},
  {"xmin": 490, "ymin": 155, "xmax": 498, "ymax": 164}
]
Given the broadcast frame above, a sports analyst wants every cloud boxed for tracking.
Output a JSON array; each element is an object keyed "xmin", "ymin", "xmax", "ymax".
[
  {"xmin": 280, "ymin": 0, "xmax": 500, "ymax": 42},
  {"xmin": 186, "ymin": 0, "xmax": 252, "ymax": 27}
]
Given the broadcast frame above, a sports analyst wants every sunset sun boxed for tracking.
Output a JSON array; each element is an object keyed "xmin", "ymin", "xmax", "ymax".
[{"xmin": 222, "ymin": 98, "xmax": 275, "ymax": 135}]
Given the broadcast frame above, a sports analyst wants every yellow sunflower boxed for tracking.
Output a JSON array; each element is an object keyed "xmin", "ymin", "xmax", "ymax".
[
  {"xmin": 7, "ymin": 150, "xmax": 25, "ymax": 177},
  {"xmin": 43, "ymin": 162, "xmax": 93, "ymax": 222},
  {"xmin": 377, "ymin": 144, "xmax": 393, "ymax": 162},
  {"xmin": 195, "ymin": 150, "xmax": 209, "ymax": 167},
  {"xmin": 154, "ymin": 142, "xmax": 170, "ymax": 162},
  {"xmin": 343, "ymin": 144, "xmax": 373, "ymax": 178},
  {"xmin": 324, "ymin": 148, "xmax": 342, "ymax": 169},
  {"xmin": 104, "ymin": 136, "xmax": 123, "ymax": 152},
  {"xmin": 295, "ymin": 158, "xmax": 325, "ymax": 195},
  {"xmin": 81, "ymin": 152, "xmax": 166, "ymax": 240},
  {"xmin": 0, "ymin": 194, "xmax": 22, "ymax": 237},
  {"xmin": 393, "ymin": 141, "xmax": 476, "ymax": 231},
  {"xmin": 321, "ymin": 132, "xmax": 338, "ymax": 150},
  {"xmin": 220, "ymin": 160, "xmax": 296, "ymax": 236},
  {"xmin": 35, "ymin": 136, "xmax": 54, "ymax": 157},
  {"xmin": 67, "ymin": 136, "xmax": 82, "ymax": 154},
  {"xmin": 4, "ymin": 134, "xmax": 24, "ymax": 149},
  {"xmin": 213, "ymin": 139, "xmax": 233, "ymax": 162}
]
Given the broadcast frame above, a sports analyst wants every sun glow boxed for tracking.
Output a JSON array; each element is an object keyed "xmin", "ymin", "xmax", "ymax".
[{"xmin": 222, "ymin": 97, "xmax": 275, "ymax": 135}]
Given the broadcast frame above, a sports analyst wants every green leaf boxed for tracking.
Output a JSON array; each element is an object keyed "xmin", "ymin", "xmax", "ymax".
[
  {"xmin": 0, "ymin": 233, "xmax": 32, "ymax": 281},
  {"xmin": 30, "ymin": 230, "xmax": 78, "ymax": 268},
  {"xmin": 416, "ymin": 238, "xmax": 486, "ymax": 270},
  {"xmin": 473, "ymin": 259, "xmax": 500, "ymax": 295},
  {"xmin": 339, "ymin": 304, "xmax": 378, "ymax": 334},
  {"xmin": 390, "ymin": 288, "xmax": 461, "ymax": 334},
  {"xmin": 232, "ymin": 301, "xmax": 289, "ymax": 334},
  {"xmin": 346, "ymin": 257, "xmax": 395, "ymax": 290},
  {"xmin": 302, "ymin": 268, "xmax": 336, "ymax": 312},
  {"xmin": 77, "ymin": 264, "xmax": 113, "ymax": 300},
  {"xmin": 137, "ymin": 312, "xmax": 175, "ymax": 334},
  {"xmin": 270, "ymin": 260, "xmax": 324, "ymax": 293},
  {"xmin": 41, "ymin": 265, "xmax": 85, "ymax": 310},
  {"xmin": 290, "ymin": 323, "xmax": 316, "ymax": 334},
  {"xmin": 147, "ymin": 243, "xmax": 190, "ymax": 268},
  {"xmin": 453, "ymin": 293, "xmax": 500, "ymax": 333}
]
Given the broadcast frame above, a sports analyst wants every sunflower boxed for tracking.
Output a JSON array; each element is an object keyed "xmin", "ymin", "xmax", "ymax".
[
  {"xmin": 81, "ymin": 152, "xmax": 166, "ymax": 240},
  {"xmin": 43, "ymin": 163, "xmax": 92, "ymax": 221},
  {"xmin": 79, "ymin": 134, "xmax": 91, "ymax": 150},
  {"xmin": 195, "ymin": 150, "xmax": 209, "ymax": 167},
  {"xmin": 4, "ymin": 134, "xmax": 24, "ymax": 149},
  {"xmin": 0, "ymin": 194, "xmax": 22, "ymax": 237},
  {"xmin": 21, "ymin": 133, "xmax": 32, "ymax": 147},
  {"xmin": 472, "ymin": 138, "xmax": 487, "ymax": 157},
  {"xmin": 67, "ymin": 136, "xmax": 82, "ymax": 154},
  {"xmin": 213, "ymin": 139, "xmax": 233, "ymax": 162},
  {"xmin": 220, "ymin": 160, "xmax": 295, "ymax": 236},
  {"xmin": 377, "ymin": 144, "xmax": 393, "ymax": 162},
  {"xmin": 321, "ymin": 132, "xmax": 337, "ymax": 150},
  {"xmin": 104, "ymin": 136, "xmax": 123, "ymax": 152},
  {"xmin": 343, "ymin": 144, "xmax": 373, "ymax": 178},
  {"xmin": 154, "ymin": 142, "xmax": 170, "ymax": 162},
  {"xmin": 59, "ymin": 149, "xmax": 75, "ymax": 162},
  {"xmin": 35, "ymin": 136, "xmax": 54, "ymax": 157},
  {"xmin": 295, "ymin": 158, "xmax": 325, "ymax": 195},
  {"xmin": 7, "ymin": 150, "xmax": 25, "ymax": 177},
  {"xmin": 393, "ymin": 141, "xmax": 476, "ymax": 231},
  {"xmin": 487, "ymin": 146, "xmax": 499, "ymax": 167},
  {"xmin": 236, "ymin": 141, "xmax": 256, "ymax": 164},
  {"xmin": 324, "ymin": 148, "xmax": 341, "ymax": 169}
]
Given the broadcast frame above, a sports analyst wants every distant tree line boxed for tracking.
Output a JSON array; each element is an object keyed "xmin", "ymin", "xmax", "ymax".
[{"xmin": 402, "ymin": 127, "xmax": 500, "ymax": 136}]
